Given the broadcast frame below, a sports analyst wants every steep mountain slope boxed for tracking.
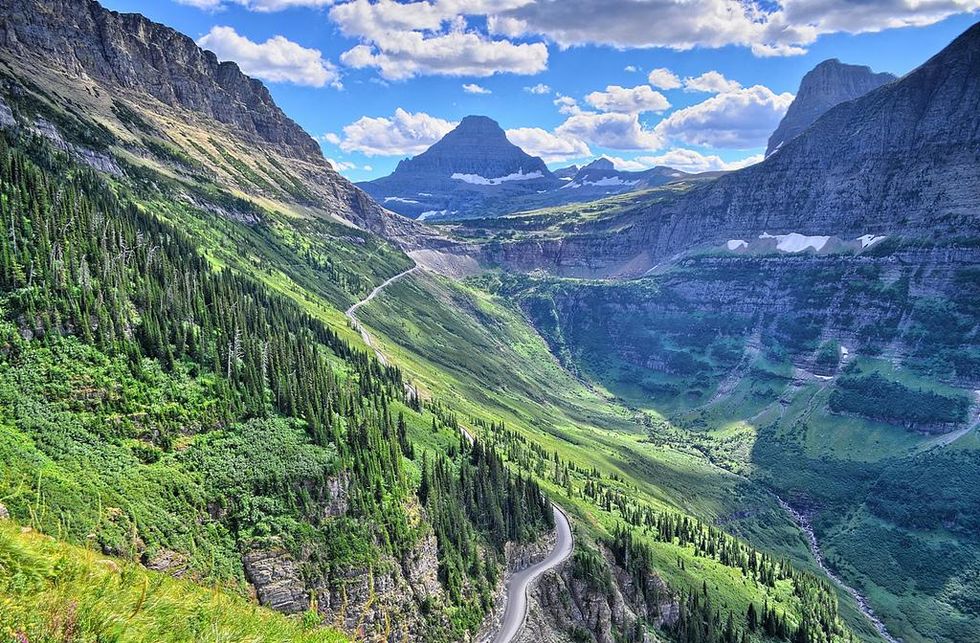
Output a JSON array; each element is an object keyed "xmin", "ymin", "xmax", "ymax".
[
  {"xmin": 0, "ymin": 0, "xmax": 444, "ymax": 245},
  {"xmin": 446, "ymin": 23, "xmax": 980, "ymax": 643},
  {"xmin": 359, "ymin": 115, "xmax": 561, "ymax": 220},
  {"xmin": 766, "ymin": 60, "xmax": 896, "ymax": 157},
  {"xmin": 0, "ymin": 1, "xmax": 555, "ymax": 640},
  {"xmin": 0, "ymin": 2, "xmax": 949, "ymax": 643},
  {"xmin": 475, "ymin": 22, "xmax": 980, "ymax": 278}
]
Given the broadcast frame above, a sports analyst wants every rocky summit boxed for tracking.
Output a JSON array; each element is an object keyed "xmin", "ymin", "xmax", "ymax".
[
  {"xmin": 360, "ymin": 121, "xmax": 703, "ymax": 221},
  {"xmin": 766, "ymin": 59, "xmax": 896, "ymax": 157}
]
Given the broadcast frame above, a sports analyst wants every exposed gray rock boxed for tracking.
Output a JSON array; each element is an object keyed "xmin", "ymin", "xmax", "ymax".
[
  {"xmin": 31, "ymin": 117, "xmax": 69, "ymax": 151},
  {"xmin": 516, "ymin": 546, "xmax": 677, "ymax": 643},
  {"xmin": 243, "ymin": 548, "xmax": 310, "ymax": 615},
  {"xmin": 314, "ymin": 529, "xmax": 445, "ymax": 641},
  {"xmin": 0, "ymin": 95, "xmax": 15, "ymax": 128},
  {"xmin": 145, "ymin": 548, "xmax": 190, "ymax": 578},
  {"xmin": 31, "ymin": 117, "xmax": 122, "ymax": 175},
  {"xmin": 767, "ymin": 59, "xmax": 896, "ymax": 157},
  {"xmin": 0, "ymin": 503, "xmax": 9, "ymax": 520},
  {"xmin": 0, "ymin": 0, "xmax": 319, "ymax": 161},
  {"xmin": 73, "ymin": 144, "xmax": 122, "ymax": 176},
  {"xmin": 322, "ymin": 471, "xmax": 349, "ymax": 518},
  {"xmin": 553, "ymin": 164, "xmax": 579, "ymax": 180}
]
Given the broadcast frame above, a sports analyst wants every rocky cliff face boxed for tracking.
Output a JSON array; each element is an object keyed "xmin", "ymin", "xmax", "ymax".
[
  {"xmin": 516, "ymin": 547, "xmax": 677, "ymax": 643},
  {"xmin": 766, "ymin": 59, "xmax": 896, "ymax": 157},
  {"xmin": 477, "ymin": 22, "xmax": 980, "ymax": 276},
  {"xmin": 240, "ymin": 478, "xmax": 447, "ymax": 641},
  {"xmin": 0, "ymin": 0, "xmax": 319, "ymax": 160},
  {"xmin": 0, "ymin": 0, "xmax": 458, "ymax": 250}
]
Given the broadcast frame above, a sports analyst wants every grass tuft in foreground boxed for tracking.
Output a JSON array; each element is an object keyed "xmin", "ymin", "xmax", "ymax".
[{"xmin": 0, "ymin": 518, "xmax": 347, "ymax": 643}]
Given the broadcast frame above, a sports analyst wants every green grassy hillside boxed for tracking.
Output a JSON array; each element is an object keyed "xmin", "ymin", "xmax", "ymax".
[
  {"xmin": 354, "ymin": 271, "xmax": 868, "ymax": 642},
  {"xmin": 0, "ymin": 122, "xmax": 552, "ymax": 641},
  {"xmin": 0, "ymin": 519, "xmax": 346, "ymax": 643},
  {"xmin": 475, "ymin": 261, "xmax": 979, "ymax": 643}
]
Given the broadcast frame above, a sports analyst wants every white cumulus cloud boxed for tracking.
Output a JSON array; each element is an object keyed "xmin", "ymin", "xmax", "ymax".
[
  {"xmin": 463, "ymin": 83, "xmax": 492, "ymax": 94},
  {"xmin": 197, "ymin": 26, "xmax": 339, "ymax": 87},
  {"xmin": 612, "ymin": 149, "xmax": 764, "ymax": 173},
  {"xmin": 585, "ymin": 85, "xmax": 670, "ymax": 114},
  {"xmin": 683, "ymin": 70, "xmax": 742, "ymax": 93},
  {"xmin": 647, "ymin": 67, "xmax": 681, "ymax": 89},
  {"xmin": 340, "ymin": 108, "xmax": 457, "ymax": 156},
  {"xmin": 180, "ymin": 0, "xmax": 336, "ymax": 12},
  {"xmin": 488, "ymin": 0, "xmax": 980, "ymax": 57},
  {"xmin": 553, "ymin": 94, "xmax": 581, "ymax": 115},
  {"xmin": 524, "ymin": 83, "xmax": 552, "ymax": 94},
  {"xmin": 505, "ymin": 127, "xmax": 591, "ymax": 162},
  {"xmin": 557, "ymin": 111, "xmax": 663, "ymax": 150},
  {"xmin": 655, "ymin": 85, "xmax": 794, "ymax": 148},
  {"xmin": 333, "ymin": 0, "xmax": 547, "ymax": 79}
]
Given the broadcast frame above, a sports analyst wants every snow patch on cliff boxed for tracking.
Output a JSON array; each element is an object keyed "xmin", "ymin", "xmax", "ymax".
[
  {"xmin": 385, "ymin": 196, "xmax": 420, "ymax": 204},
  {"xmin": 451, "ymin": 169, "xmax": 544, "ymax": 185},
  {"xmin": 760, "ymin": 232, "xmax": 830, "ymax": 252},
  {"xmin": 857, "ymin": 234, "xmax": 886, "ymax": 248}
]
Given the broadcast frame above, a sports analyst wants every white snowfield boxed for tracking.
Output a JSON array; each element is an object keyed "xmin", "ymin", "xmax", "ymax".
[
  {"xmin": 725, "ymin": 233, "xmax": 888, "ymax": 253},
  {"xmin": 760, "ymin": 231, "xmax": 831, "ymax": 252},
  {"xmin": 418, "ymin": 209, "xmax": 450, "ymax": 220},
  {"xmin": 384, "ymin": 196, "xmax": 420, "ymax": 204},
  {"xmin": 562, "ymin": 176, "xmax": 639, "ymax": 189},
  {"xmin": 451, "ymin": 169, "xmax": 544, "ymax": 185},
  {"xmin": 857, "ymin": 234, "xmax": 886, "ymax": 248}
]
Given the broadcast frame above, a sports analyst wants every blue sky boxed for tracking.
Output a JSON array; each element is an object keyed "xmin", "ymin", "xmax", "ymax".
[{"xmin": 100, "ymin": 0, "xmax": 978, "ymax": 180}]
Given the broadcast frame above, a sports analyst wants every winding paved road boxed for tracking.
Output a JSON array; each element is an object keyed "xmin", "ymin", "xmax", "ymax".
[
  {"xmin": 344, "ymin": 265, "xmax": 574, "ymax": 642},
  {"xmin": 493, "ymin": 505, "xmax": 574, "ymax": 643},
  {"xmin": 344, "ymin": 265, "xmax": 419, "ymax": 365}
]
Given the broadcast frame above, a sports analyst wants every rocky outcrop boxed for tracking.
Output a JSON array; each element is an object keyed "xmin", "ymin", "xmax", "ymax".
[
  {"xmin": 0, "ymin": 95, "xmax": 15, "ymax": 128},
  {"xmin": 517, "ymin": 546, "xmax": 677, "ymax": 643},
  {"xmin": 314, "ymin": 530, "xmax": 445, "ymax": 641},
  {"xmin": 243, "ymin": 548, "xmax": 310, "ymax": 615},
  {"xmin": 0, "ymin": 0, "xmax": 319, "ymax": 161},
  {"xmin": 766, "ymin": 59, "xmax": 896, "ymax": 157},
  {"xmin": 145, "ymin": 548, "xmax": 191, "ymax": 579},
  {"xmin": 240, "ymin": 479, "xmax": 446, "ymax": 640}
]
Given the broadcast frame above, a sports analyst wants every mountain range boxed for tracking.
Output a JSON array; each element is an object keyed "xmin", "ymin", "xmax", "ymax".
[
  {"xmin": 359, "ymin": 117, "xmax": 711, "ymax": 220},
  {"xmin": 0, "ymin": 1, "xmax": 977, "ymax": 642},
  {"xmin": 467, "ymin": 22, "xmax": 980, "ymax": 277}
]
